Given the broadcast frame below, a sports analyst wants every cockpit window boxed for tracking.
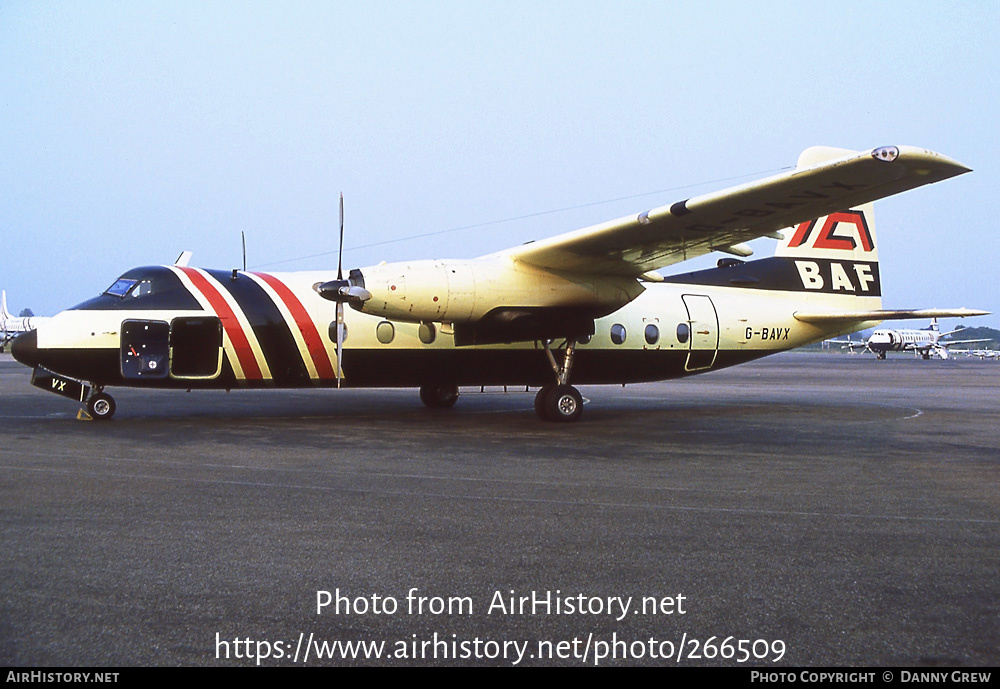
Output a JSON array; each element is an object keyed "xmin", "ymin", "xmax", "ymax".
[
  {"xmin": 104, "ymin": 278, "xmax": 138, "ymax": 298},
  {"xmin": 129, "ymin": 279, "xmax": 154, "ymax": 298},
  {"xmin": 103, "ymin": 277, "xmax": 155, "ymax": 299},
  {"xmin": 73, "ymin": 266, "xmax": 201, "ymax": 312}
]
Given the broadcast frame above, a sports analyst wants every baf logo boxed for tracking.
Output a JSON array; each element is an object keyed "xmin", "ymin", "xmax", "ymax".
[{"xmin": 787, "ymin": 210, "xmax": 874, "ymax": 252}]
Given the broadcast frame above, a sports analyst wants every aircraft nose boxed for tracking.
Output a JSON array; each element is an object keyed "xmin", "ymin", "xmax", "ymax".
[{"xmin": 10, "ymin": 329, "xmax": 39, "ymax": 368}]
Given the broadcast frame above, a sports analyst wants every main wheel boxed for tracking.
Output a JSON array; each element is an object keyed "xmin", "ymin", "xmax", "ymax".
[
  {"xmin": 539, "ymin": 384, "xmax": 583, "ymax": 423},
  {"xmin": 534, "ymin": 385, "xmax": 554, "ymax": 420},
  {"xmin": 87, "ymin": 392, "xmax": 116, "ymax": 421},
  {"xmin": 419, "ymin": 383, "xmax": 459, "ymax": 409}
]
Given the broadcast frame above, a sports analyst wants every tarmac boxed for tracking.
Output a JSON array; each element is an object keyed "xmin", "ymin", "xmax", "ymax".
[{"xmin": 1, "ymin": 351, "xmax": 998, "ymax": 666}]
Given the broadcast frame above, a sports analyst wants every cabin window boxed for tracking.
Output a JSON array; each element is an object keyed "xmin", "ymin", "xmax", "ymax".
[
  {"xmin": 419, "ymin": 323, "xmax": 436, "ymax": 345},
  {"xmin": 644, "ymin": 324, "xmax": 660, "ymax": 345},
  {"xmin": 610, "ymin": 324, "xmax": 627, "ymax": 345},
  {"xmin": 376, "ymin": 321, "xmax": 395, "ymax": 344},
  {"xmin": 328, "ymin": 323, "xmax": 348, "ymax": 343},
  {"xmin": 676, "ymin": 322, "xmax": 690, "ymax": 344},
  {"xmin": 577, "ymin": 334, "xmax": 592, "ymax": 345}
]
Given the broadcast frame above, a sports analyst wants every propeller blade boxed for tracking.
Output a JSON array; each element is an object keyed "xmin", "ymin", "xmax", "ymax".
[
  {"xmin": 337, "ymin": 192, "xmax": 344, "ymax": 281},
  {"xmin": 336, "ymin": 302, "xmax": 344, "ymax": 388},
  {"xmin": 336, "ymin": 193, "xmax": 345, "ymax": 386}
]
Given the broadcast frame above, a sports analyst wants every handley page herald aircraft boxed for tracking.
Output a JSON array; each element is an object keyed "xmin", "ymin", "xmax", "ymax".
[{"xmin": 10, "ymin": 145, "xmax": 988, "ymax": 422}]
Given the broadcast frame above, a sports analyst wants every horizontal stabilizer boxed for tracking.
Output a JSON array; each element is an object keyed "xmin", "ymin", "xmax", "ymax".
[{"xmin": 794, "ymin": 308, "xmax": 989, "ymax": 323}]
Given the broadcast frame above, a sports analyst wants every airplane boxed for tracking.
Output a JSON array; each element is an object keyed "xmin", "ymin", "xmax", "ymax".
[
  {"xmin": 953, "ymin": 348, "xmax": 1000, "ymax": 360},
  {"xmin": 832, "ymin": 319, "xmax": 990, "ymax": 359},
  {"xmin": 9, "ymin": 144, "xmax": 990, "ymax": 422},
  {"xmin": 1, "ymin": 291, "xmax": 49, "ymax": 352}
]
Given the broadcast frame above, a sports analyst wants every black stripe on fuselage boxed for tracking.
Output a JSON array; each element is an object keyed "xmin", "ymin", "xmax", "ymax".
[
  {"xmin": 203, "ymin": 270, "xmax": 310, "ymax": 384},
  {"xmin": 30, "ymin": 346, "xmax": 776, "ymax": 390},
  {"xmin": 664, "ymin": 256, "xmax": 881, "ymax": 296}
]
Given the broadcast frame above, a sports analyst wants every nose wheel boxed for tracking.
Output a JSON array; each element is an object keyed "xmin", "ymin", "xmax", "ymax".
[{"xmin": 86, "ymin": 390, "xmax": 117, "ymax": 421}]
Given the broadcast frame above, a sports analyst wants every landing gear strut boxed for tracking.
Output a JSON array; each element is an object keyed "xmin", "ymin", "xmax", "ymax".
[
  {"xmin": 535, "ymin": 339, "xmax": 583, "ymax": 422},
  {"xmin": 86, "ymin": 388, "xmax": 116, "ymax": 421}
]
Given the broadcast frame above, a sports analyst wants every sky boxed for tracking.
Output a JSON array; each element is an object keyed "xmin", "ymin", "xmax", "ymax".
[{"xmin": 2, "ymin": 1, "xmax": 998, "ymax": 328}]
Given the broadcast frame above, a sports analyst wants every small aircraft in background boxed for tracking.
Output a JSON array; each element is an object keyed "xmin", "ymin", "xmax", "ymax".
[
  {"xmin": 10, "ymin": 145, "xmax": 989, "ymax": 421},
  {"xmin": 956, "ymin": 349, "xmax": 1000, "ymax": 361},
  {"xmin": 831, "ymin": 319, "xmax": 989, "ymax": 359},
  {"xmin": 1, "ymin": 291, "xmax": 49, "ymax": 352}
]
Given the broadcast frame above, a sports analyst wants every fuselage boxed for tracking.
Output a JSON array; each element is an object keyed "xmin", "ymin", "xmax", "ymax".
[
  {"xmin": 866, "ymin": 327, "xmax": 937, "ymax": 355},
  {"xmin": 11, "ymin": 260, "xmax": 874, "ymax": 391}
]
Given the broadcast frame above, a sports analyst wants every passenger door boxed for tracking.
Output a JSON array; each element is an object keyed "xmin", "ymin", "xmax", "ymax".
[{"xmin": 681, "ymin": 294, "xmax": 719, "ymax": 371}]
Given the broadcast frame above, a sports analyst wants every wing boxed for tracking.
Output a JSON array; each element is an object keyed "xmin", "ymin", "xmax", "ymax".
[
  {"xmin": 941, "ymin": 338, "xmax": 992, "ymax": 347},
  {"xmin": 500, "ymin": 146, "xmax": 970, "ymax": 276}
]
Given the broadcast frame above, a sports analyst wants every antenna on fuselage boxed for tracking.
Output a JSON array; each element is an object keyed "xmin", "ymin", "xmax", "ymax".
[{"xmin": 242, "ymin": 231, "xmax": 247, "ymax": 272}]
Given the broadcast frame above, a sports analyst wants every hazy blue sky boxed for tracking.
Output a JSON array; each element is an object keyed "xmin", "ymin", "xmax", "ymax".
[{"xmin": 3, "ymin": 1, "xmax": 998, "ymax": 328}]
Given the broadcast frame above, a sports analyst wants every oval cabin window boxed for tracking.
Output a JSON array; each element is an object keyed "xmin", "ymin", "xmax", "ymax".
[
  {"xmin": 376, "ymin": 321, "xmax": 395, "ymax": 344},
  {"xmin": 644, "ymin": 324, "xmax": 660, "ymax": 345},
  {"xmin": 676, "ymin": 322, "xmax": 690, "ymax": 344},
  {"xmin": 610, "ymin": 324, "xmax": 627, "ymax": 345}
]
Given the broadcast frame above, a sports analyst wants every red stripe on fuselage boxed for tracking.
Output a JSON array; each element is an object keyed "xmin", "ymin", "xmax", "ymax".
[
  {"xmin": 178, "ymin": 267, "xmax": 263, "ymax": 379},
  {"xmin": 251, "ymin": 272, "xmax": 336, "ymax": 379}
]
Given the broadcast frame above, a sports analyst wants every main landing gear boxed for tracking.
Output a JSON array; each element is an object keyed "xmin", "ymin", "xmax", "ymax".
[
  {"xmin": 419, "ymin": 382, "xmax": 459, "ymax": 409},
  {"xmin": 534, "ymin": 339, "xmax": 583, "ymax": 423},
  {"xmin": 86, "ymin": 388, "xmax": 117, "ymax": 421}
]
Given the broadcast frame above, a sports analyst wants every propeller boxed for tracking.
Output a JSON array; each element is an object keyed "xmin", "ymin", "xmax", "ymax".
[{"xmin": 317, "ymin": 194, "xmax": 371, "ymax": 387}]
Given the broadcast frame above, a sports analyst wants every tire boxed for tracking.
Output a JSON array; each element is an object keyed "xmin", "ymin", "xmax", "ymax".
[
  {"xmin": 419, "ymin": 383, "xmax": 459, "ymax": 409},
  {"xmin": 87, "ymin": 392, "xmax": 116, "ymax": 421},
  {"xmin": 534, "ymin": 385, "xmax": 553, "ymax": 420},
  {"xmin": 543, "ymin": 384, "xmax": 583, "ymax": 423}
]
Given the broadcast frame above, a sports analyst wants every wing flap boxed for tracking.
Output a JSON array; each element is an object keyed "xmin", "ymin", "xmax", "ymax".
[{"xmin": 503, "ymin": 146, "xmax": 970, "ymax": 276}]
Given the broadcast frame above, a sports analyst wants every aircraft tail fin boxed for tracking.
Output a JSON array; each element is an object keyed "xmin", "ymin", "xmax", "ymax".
[
  {"xmin": 1, "ymin": 291, "xmax": 10, "ymax": 320},
  {"xmin": 774, "ymin": 147, "xmax": 878, "ymax": 265},
  {"xmin": 769, "ymin": 146, "xmax": 882, "ymax": 315}
]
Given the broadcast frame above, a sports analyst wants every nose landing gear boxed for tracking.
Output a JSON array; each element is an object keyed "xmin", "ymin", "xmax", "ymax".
[{"xmin": 86, "ymin": 389, "xmax": 117, "ymax": 421}]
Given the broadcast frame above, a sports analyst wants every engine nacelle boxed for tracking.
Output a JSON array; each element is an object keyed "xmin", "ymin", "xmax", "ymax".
[{"xmin": 353, "ymin": 258, "xmax": 644, "ymax": 326}]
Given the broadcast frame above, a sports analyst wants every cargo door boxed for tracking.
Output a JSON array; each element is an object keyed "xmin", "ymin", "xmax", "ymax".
[
  {"xmin": 170, "ymin": 316, "xmax": 223, "ymax": 379},
  {"xmin": 120, "ymin": 320, "xmax": 170, "ymax": 380}
]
